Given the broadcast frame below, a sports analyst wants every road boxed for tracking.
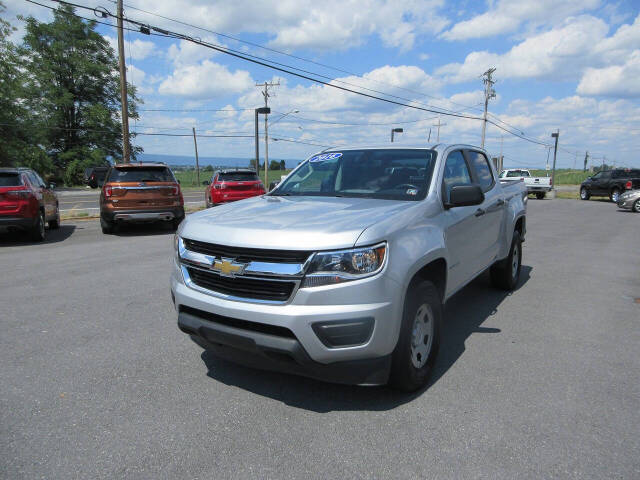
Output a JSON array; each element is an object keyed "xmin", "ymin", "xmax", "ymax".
[
  {"xmin": 1, "ymin": 200, "xmax": 639, "ymax": 479},
  {"xmin": 57, "ymin": 189, "xmax": 206, "ymax": 212}
]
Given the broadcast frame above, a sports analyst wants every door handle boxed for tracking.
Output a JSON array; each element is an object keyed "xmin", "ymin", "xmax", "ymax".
[
  {"xmin": 475, "ymin": 208, "xmax": 486, "ymax": 217},
  {"xmin": 495, "ymin": 199, "xmax": 505, "ymax": 206}
]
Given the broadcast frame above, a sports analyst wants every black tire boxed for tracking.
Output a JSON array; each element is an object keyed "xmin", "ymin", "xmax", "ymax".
[
  {"xmin": 30, "ymin": 210, "xmax": 46, "ymax": 242},
  {"xmin": 580, "ymin": 187, "xmax": 590, "ymax": 200},
  {"xmin": 100, "ymin": 217, "xmax": 114, "ymax": 234},
  {"xmin": 48, "ymin": 205, "xmax": 60, "ymax": 229},
  {"xmin": 632, "ymin": 199, "xmax": 640, "ymax": 213},
  {"xmin": 490, "ymin": 230, "xmax": 522, "ymax": 291},
  {"xmin": 172, "ymin": 217, "xmax": 184, "ymax": 230},
  {"xmin": 389, "ymin": 280, "xmax": 442, "ymax": 392},
  {"xmin": 610, "ymin": 188, "xmax": 621, "ymax": 203},
  {"xmin": 535, "ymin": 192, "xmax": 545, "ymax": 200}
]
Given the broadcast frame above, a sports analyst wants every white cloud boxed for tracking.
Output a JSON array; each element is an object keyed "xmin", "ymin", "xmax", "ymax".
[
  {"xmin": 419, "ymin": 53, "xmax": 430, "ymax": 61},
  {"xmin": 167, "ymin": 36, "xmax": 225, "ymax": 66},
  {"xmin": 118, "ymin": 0, "xmax": 448, "ymax": 51},
  {"xmin": 158, "ymin": 60, "xmax": 254, "ymax": 98},
  {"xmin": 103, "ymin": 36, "xmax": 156, "ymax": 60},
  {"xmin": 577, "ymin": 50, "xmax": 640, "ymax": 97},
  {"xmin": 441, "ymin": 0, "xmax": 600, "ymax": 41}
]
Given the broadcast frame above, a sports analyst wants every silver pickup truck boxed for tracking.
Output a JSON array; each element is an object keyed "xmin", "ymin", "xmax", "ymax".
[{"xmin": 172, "ymin": 144, "xmax": 527, "ymax": 391}]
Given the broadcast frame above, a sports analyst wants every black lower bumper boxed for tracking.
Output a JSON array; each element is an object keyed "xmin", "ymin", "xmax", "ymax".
[
  {"xmin": 0, "ymin": 216, "xmax": 35, "ymax": 230},
  {"xmin": 101, "ymin": 206, "xmax": 185, "ymax": 223},
  {"xmin": 178, "ymin": 308, "xmax": 391, "ymax": 386}
]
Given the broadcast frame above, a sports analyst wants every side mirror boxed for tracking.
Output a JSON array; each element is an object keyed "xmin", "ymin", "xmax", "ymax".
[
  {"xmin": 49, "ymin": 182, "xmax": 56, "ymax": 189},
  {"xmin": 177, "ymin": 180, "xmax": 181, "ymax": 184},
  {"xmin": 445, "ymin": 184, "xmax": 484, "ymax": 208},
  {"xmin": 202, "ymin": 180, "xmax": 210, "ymax": 185}
]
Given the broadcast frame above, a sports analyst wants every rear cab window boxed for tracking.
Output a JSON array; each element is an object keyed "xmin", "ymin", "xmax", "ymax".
[
  {"xmin": 505, "ymin": 170, "xmax": 529, "ymax": 178},
  {"xmin": 107, "ymin": 166, "xmax": 175, "ymax": 183},
  {"xmin": 218, "ymin": 171, "xmax": 259, "ymax": 182},
  {"xmin": 0, "ymin": 173, "xmax": 23, "ymax": 187}
]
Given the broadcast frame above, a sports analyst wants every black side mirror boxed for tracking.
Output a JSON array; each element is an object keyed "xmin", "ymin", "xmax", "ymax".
[
  {"xmin": 177, "ymin": 180, "xmax": 181, "ymax": 184},
  {"xmin": 445, "ymin": 184, "xmax": 484, "ymax": 208},
  {"xmin": 202, "ymin": 180, "xmax": 210, "ymax": 185},
  {"xmin": 49, "ymin": 182, "xmax": 56, "ymax": 189}
]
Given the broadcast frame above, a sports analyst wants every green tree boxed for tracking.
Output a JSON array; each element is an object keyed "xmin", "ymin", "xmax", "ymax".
[
  {"xmin": 279, "ymin": 159, "xmax": 286, "ymax": 170},
  {"xmin": 269, "ymin": 160, "xmax": 281, "ymax": 170},
  {"xmin": 19, "ymin": 4, "xmax": 142, "ymax": 183},
  {"xmin": 0, "ymin": 2, "xmax": 52, "ymax": 173}
]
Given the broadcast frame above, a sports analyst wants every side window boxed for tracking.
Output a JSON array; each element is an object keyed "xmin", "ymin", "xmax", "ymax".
[
  {"xmin": 442, "ymin": 150, "xmax": 472, "ymax": 201},
  {"xmin": 466, "ymin": 150, "xmax": 494, "ymax": 192},
  {"xmin": 27, "ymin": 172, "xmax": 41, "ymax": 188}
]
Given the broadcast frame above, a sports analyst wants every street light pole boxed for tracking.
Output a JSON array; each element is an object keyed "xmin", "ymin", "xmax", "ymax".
[
  {"xmin": 551, "ymin": 130, "xmax": 559, "ymax": 190},
  {"xmin": 391, "ymin": 128, "xmax": 403, "ymax": 142}
]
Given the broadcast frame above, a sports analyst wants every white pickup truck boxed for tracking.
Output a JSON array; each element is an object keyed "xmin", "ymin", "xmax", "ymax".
[{"xmin": 499, "ymin": 169, "xmax": 552, "ymax": 199}]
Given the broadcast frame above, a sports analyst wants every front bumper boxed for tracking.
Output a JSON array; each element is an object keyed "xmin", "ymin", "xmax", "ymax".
[
  {"xmin": 102, "ymin": 206, "xmax": 185, "ymax": 223},
  {"xmin": 617, "ymin": 196, "xmax": 637, "ymax": 209},
  {"xmin": 171, "ymin": 258, "xmax": 403, "ymax": 384}
]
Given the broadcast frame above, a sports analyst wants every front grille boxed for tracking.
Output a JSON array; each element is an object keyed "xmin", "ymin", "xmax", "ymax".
[
  {"xmin": 186, "ymin": 267, "xmax": 295, "ymax": 302},
  {"xmin": 183, "ymin": 238, "xmax": 311, "ymax": 263}
]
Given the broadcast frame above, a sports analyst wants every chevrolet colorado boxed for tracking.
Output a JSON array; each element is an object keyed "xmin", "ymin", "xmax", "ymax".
[{"xmin": 171, "ymin": 144, "xmax": 527, "ymax": 391}]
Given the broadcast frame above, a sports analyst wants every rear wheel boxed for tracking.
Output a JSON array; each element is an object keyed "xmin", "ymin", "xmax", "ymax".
[
  {"xmin": 490, "ymin": 230, "xmax": 522, "ymax": 291},
  {"xmin": 30, "ymin": 211, "xmax": 46, "ymax": 242},
  {"xmin": 580, "ymin": 187, "xmax": 590, "ymax": 200},
  {"xmin": 535, "ymin": 192, "xmax": 545, "ymax": 200},
  {"xmin": 389, "ymin": 280, "xmax": 442, "ymax": 392},
  {"xmin": 100, "ymin": 217, "xmax": 114, "ymax": 234},
  {"xmin": 633, "ymin": 199, "xmax": 640, "ymax": 213},
  {"xmin": 610, "ymin": 188, "xmax": 621, "ymax": 203}
]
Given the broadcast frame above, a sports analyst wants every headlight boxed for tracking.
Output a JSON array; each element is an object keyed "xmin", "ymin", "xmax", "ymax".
[{"xmin": 301, "ymin": 243, "xmax": 387, "ymax": 288}]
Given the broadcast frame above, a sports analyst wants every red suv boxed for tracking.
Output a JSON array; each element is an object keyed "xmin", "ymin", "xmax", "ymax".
[
  {"xmin": 0, "ymin": 167, "xmax": 60, "ymax": 241},
  {"xmin": 205, "ymin": 169, "xmax": 265, "ymax": 207}
]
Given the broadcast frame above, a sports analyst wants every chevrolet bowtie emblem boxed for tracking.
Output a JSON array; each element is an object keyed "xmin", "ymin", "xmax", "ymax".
[{"xmin": 211, "ymin": 257, "xmax": 247, "ymax": 277}]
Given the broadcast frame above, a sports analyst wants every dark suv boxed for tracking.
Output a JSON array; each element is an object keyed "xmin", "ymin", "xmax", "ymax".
[
  {"xmin": 100, "ymin": 163, "xmax": 184, "ymax": 234},
  {"xmin": 580, "ymin": 169, "xmax": 640, "ymax": 202},
  {"xmin": 0, "ymin": 167, "xmax": 59, "ymax": 241}
]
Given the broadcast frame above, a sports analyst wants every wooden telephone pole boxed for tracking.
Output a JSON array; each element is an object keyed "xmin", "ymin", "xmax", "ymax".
[{"xmin": 116, "ymin": 0, "xmax": 130, "ymax": 163}]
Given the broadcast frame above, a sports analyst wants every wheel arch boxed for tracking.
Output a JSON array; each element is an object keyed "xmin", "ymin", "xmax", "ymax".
[{"xmin": 409, "ymin": 257, "xmax": 447, "ymax": 303}]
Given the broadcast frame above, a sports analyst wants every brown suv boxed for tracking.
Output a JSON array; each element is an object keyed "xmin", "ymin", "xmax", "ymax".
[{"xmin": 100, "ymin": 163, "xmax": 184, "ymax": 234}]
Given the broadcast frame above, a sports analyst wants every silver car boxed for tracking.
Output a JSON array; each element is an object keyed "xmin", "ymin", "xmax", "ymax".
[
  {"xmin": 617, "ymin": 189, "xmax": 640, "ymax": 212},
  {"xmin": 171, "ymin": 144, "xmax": 527, "ymax": 390}
]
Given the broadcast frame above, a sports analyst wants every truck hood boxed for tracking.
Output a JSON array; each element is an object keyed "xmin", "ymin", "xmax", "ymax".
[{"xmin": 180, "ymin": 195, "xmax": 411, "ymax": 251}]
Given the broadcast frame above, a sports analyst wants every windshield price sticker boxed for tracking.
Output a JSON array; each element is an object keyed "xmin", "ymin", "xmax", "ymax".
[{"xmin": 309, "ymin": 152, "xmax": 342, "ymax": 163}]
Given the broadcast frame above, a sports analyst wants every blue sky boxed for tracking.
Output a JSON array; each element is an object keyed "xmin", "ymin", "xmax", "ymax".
[{"xmin": 6, "ymin": 0, "xmax": 640, "ymax": 168}]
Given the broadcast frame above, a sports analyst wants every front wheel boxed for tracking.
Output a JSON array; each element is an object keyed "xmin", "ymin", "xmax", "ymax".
[
  {"xmin": 49, "ymin": 205, "xmax": 60, "ymax": 229},
  {"xmin": 30, "ymin": 211, "xmax": 46, "ymax": 242},
  {"xmin": 580, "ymin": 187, "xmax": 590, "ymax": 200},
  {"xmin": 632, "ymin": 199, "xmax": 640, "ymax": 213},
  {"xmin": 610, "ymin": 188, "xmax": 621, "ymax": 203},
  {"xmin": 490, "ymin": 230, "xmax": 522, "ymax": 291},
  {"xmin": 389, "ymin": 280, "xmax": 442, "ymax": 392}
]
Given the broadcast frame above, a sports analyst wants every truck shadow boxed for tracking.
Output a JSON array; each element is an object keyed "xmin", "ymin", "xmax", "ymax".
[
  {"xmin": 200, "ymin": 266, "xmax": 532, "ymax": 413},
  {"xmin": 0, "ymin": 224, "xmax": 76, "ymax": 246},
  {"xmin": 113, "ymin": 223, "xmax": 176, "ymax": 237}
]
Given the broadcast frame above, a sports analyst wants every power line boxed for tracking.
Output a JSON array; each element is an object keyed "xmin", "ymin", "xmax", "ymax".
[{"xmin": 27, "ymin": 0, "xmax": 555, "ymax": 149}]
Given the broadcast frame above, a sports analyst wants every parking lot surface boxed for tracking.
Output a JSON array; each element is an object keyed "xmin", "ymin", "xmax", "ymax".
[
  {"xmin": 1, "ymin": 200, "xmax": 639, "ymax": 479},
  {"xmin": 57, "ymin": 189, "xmax": 205, "ymax": 213}
]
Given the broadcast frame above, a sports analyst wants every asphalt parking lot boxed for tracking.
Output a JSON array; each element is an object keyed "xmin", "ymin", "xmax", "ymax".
[
  {"xmin": 1, "ymin": 200, "xmax": 639, "ymax": 479},
  {"xmin": 57, "ymin": 189, "xmax": 205, "ymax": 214}
]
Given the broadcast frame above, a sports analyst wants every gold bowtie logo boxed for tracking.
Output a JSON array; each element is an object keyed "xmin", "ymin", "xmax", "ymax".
[{"xmin": 212, "ymin": 258, "xmax": 247, "ymax": 277}]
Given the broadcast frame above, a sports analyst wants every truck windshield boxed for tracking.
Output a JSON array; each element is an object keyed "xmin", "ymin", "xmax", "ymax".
[{"xmin": 272, "ymin": 149, "xmax": 437, "ymax": 201}]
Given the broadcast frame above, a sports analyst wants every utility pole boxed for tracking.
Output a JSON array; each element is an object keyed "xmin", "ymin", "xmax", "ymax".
[
  {"xmin": 433, "ymin": 116, "xmax": 446, "ymax": 142},
  {"xmin": 256, "ymin": 80, "xmax": 279, "ymax": 189},
  {"xmin": 551, "ymin": 130, "xmax": 559, "ymax": 189},
  {"xmin": 583, "ymin": 151, "xmax": 589, "ymax": 172},
  {"xmin": 573, "ymin": 151, "xmax": 578, "ymax": 170},
  {"xmin": 192, "ymin": 127, "xmax": 200, "ymax": 186},
  {"xmin": 427, "ymin": 128, "xmax": 431, "ymax": 142},
  {"xmin": 480, "ymin": 68, "xmax": 496, "ymax": 148},
  {"xmin": 116, "ymin": 0, "xmax": 130, "ymax": 163}
]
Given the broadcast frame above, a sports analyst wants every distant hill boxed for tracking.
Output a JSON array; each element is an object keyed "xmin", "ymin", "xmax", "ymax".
[{"xmin": 138, "ymin": 153, "xmax": 301, "ymax": 169}]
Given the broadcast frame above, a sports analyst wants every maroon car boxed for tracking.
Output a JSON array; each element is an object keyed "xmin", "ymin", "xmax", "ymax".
[
  {"xmin": 204, "ymin": 169, "xmax": 265, "ymax": 207},
  {"xmin": 0, "ymin": 167, "xmax": 60, "ymax": 241}
]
